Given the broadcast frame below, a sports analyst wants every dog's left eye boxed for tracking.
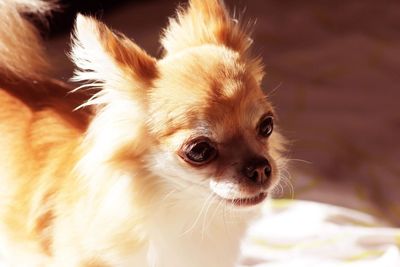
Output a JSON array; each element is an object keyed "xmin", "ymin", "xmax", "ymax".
[
  {"xmin": 258, "ymin": 115, "xmax": 274, "ymax": 137},
  {"xmin": 181, "ymin": 138, "xmax": 217, "ymax": 165}
]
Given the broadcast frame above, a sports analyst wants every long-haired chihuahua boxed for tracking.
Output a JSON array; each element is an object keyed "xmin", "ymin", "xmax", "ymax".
[{"xmin": 0, "ymin": 0, "xmax": 286, "ymax": 266}]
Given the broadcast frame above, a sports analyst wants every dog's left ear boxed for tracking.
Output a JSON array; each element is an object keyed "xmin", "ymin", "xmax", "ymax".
[
  {"xmin": 161, "ymin": 0, "xmax": 253, "ymax": 55},
  {"xmin": 71, "ymin": 14, "xmax": 157, "ymax": 106}
]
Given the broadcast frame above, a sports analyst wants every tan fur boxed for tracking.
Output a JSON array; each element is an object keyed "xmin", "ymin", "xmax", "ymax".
[
  {"xmin": 0, "ymin": 1, "xmax": 286, "ymax": 266},
  {"xmin": 0, "ymin": 0, "xmax": 55, "ymax": 80},
  {"xmin": 161, "ymin": 0, "xmax": 253, "ymax": 55}
]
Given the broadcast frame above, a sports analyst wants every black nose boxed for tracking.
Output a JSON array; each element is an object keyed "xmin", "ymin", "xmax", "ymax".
[{"xmin": 241, "ymin": 156, "xmax": 272, "ymax": 185}]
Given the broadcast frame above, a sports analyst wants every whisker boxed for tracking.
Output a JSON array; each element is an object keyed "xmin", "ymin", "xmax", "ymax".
[
  {"xmin": 285, "ymin": 158, "xmax": 312, "ymax": 165},
  {"xmin": 181, "ymin": 192, "xmax": 214, "ymax": 237},
  {"xmin": 201, "ymin": 194, "xmax": 217, "ymax": 240},
  {"xmin": 266, "ymin": 82, "xmax": 283, "ymax": 97}
]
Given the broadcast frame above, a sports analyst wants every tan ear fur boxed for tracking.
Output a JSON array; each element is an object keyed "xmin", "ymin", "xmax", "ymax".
[
  {"xmin": 161, "ymin": 0, "xmax": 253, "ymax": 55},
  {"xmin": 71, "ymin": 14, "xmax": 157, "ymax": 107}
]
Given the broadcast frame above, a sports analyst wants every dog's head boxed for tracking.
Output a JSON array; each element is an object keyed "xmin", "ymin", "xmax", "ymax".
[{"xmin": 71, "ymin": 0, "xmax": 285, "ymax": 209}]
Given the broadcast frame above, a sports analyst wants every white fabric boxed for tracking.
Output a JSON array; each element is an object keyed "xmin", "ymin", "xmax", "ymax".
[{"xmin": 239, "ymin": 200, "xmax": 400, "ymax": 267}]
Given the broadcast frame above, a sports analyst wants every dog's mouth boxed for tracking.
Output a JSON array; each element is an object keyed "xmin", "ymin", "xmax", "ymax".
[
  {"xmin": 209, "ymin": 180, "xmax": 268, "ymax": 207},
  {"xmin": 218, "ymin": 192, "xmax": 267, "ymax": 207}
]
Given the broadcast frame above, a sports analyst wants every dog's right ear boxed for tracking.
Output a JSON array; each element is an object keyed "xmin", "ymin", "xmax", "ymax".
[{"xmin": 70, "ymin": 14, "xmax": 157, "ymax": 107}]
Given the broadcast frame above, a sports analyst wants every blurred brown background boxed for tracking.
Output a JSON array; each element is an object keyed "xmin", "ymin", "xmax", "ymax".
[{"xmin": 44, "ymin": 0, "xmax": 400, "ymax": 225}]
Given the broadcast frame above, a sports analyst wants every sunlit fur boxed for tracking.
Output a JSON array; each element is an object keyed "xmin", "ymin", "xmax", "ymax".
[{"xmin": 0, "ymin": 0, "xmax": 286, "ymax": 267}]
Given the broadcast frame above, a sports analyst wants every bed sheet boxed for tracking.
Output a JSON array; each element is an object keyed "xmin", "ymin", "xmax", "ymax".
[{"xmin": 240, "ymin": 199, "xmax": 400, "ymax": 267}]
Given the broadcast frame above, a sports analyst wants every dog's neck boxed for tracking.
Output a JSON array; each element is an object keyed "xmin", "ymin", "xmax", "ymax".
[{"xmin": 141, "ymin": 190, "xmax": 260, "ymax": 267}]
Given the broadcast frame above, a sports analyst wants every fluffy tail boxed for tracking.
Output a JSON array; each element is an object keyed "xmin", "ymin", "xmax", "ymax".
[{"xmin": 0, "ymin": 0, "xmax": 55, "ymax": 80}]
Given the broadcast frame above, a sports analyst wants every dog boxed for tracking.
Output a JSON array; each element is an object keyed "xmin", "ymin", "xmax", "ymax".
[{"xmin": 0, "ymin": 0, "xmax": 286, "ymax": 266}]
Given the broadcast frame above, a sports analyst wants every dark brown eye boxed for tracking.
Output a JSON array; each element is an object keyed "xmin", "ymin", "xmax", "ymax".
[
  {"xmin": 258, "ymin": 116, "xmax": 274, "ymax": 137},
  {"xmin": 182, "ymin": 138, "xmax": 217, "ymax": 165}
]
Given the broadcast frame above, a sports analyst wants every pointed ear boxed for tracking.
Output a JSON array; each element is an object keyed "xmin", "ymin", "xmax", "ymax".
[
  {"xmin": 70, "ymin": 14, "xmax": 157, "ymax": 106},
  {"xmin": 161, "ymin": 0, "xmax": 252, "ymax": 55}
]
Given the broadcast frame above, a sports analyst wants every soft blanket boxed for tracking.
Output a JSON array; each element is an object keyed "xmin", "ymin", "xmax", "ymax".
[{"xmin": 240, "ymin": 200, "xmax": 400, "ymax": 267}]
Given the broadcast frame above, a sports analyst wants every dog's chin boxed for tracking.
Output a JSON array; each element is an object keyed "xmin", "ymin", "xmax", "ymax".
[
  {"xmin": 217, "ymin": 192, "xmax": 268, "ymax": 207},
  {"xmin": 209, "ymin": 180, "xmax": 268, "ymax": 208}
]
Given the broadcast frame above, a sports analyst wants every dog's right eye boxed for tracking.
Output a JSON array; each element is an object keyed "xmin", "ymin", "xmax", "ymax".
[{"xmin": 181, "ymin": 138, "xmax": 217, "ymax": 165}]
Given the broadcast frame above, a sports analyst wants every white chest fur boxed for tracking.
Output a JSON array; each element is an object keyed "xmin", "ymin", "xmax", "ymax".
[{"xmin": 137, "ymin": 203, "xmax": 259, "ymax": 267}]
